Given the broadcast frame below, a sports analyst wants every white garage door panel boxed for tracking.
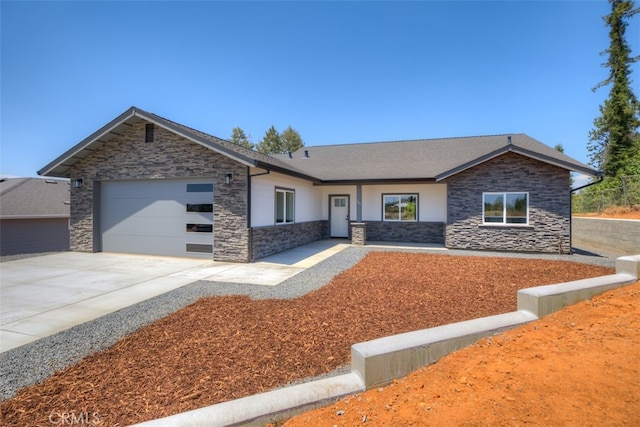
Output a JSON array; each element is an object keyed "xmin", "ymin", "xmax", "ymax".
[{"xmin": 101, "ymin": 179, "xmax": 213, "ymax": 259}]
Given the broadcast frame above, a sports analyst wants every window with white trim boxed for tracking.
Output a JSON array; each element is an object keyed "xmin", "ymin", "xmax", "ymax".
[
  {"xmin": 483, "ymin": 192, "xmax": 528, "ymax": 225},
  {"xmin": 383, "ymin": 194, "xmax": 418, "ymax": 221},
  {"xmin": 276, "ymin": 188, "xmax": 295, "ymax": 224}
]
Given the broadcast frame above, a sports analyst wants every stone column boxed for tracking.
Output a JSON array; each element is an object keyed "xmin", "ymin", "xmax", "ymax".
[{"xmin": 351, "ymin": 222, "xmax": 367, "ymax": 246}]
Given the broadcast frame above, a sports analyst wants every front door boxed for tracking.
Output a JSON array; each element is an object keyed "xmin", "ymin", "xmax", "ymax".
[{"xmin": 330, "ymin": 195, "xmax": 349, "ymax": 237}]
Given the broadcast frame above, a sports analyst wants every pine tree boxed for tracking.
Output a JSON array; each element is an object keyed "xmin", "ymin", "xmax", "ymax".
[
  {"xmin": 230, "ymin": 127, "xmax": 254, "ymax": 150},
  {"xmin": 588, "ymin": 0, "xmax": 640, "ymax": 177},
  {"xmin": 256, "ymin": 126, "xmax": 284, "ymax": 154},
  {"xmin": 280, "ymin": 126, "xmax": 304, "ymax": 153}
]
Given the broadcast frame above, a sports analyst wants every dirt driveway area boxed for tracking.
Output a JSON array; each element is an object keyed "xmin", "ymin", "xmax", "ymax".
[{"xmin": 0, "ymin": 253, "xmax": 616, "ymax": 425}]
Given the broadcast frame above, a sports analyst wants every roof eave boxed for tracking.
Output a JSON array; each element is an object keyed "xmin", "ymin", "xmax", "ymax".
[
  {"xmin": 38, "ymin": 107, "xmax": 259, "ymax": 178},
  {"xmin": 315, "ymin": 177, "xmax": 437, "ymax": 186},
  {"xmin": 509, "ymin": 145, "xmax": 600, "ymax": 177},
  {"xmin": 38, "ymin": 107, "xmax": 139, "ymax": 177},
  {"xmin": 435, "ymin": 145, "xmax": 600, "ymax": 181},
  {"xmin": 135, "ymin": 110, "xmax": 257, "ymax": 168},
  {"xmin": 435, "ymin": 147, "xmax": 508, "ymax": 181},
  {"xmin": 254, "ymin": 161, "xmax": 322, "ymax": 184}
]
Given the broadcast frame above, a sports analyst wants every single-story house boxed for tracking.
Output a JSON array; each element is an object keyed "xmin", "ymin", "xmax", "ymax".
[
  {"xmin": 37, "ymin": 106, "xmax": 600, "ymax": 262},
  {"xmin": 0, "ymin": 177, "xmax": 70, "ymax": 256}
]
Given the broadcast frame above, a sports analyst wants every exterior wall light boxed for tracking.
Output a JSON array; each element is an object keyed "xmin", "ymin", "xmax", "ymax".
[
  {"xmin": 72, "ymin": 178, "xmax": 84, "ymax": 188},
  {"xmin": 224, "ymin": 173, "xmax": 233, "ymax": 185}
]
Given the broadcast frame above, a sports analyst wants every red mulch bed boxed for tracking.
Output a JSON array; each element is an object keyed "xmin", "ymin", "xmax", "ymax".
[{"xmin": 0, "ymin": 253, "xmax": 613, "ymax": 426}]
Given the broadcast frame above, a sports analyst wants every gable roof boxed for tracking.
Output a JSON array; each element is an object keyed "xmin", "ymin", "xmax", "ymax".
[
  {"xmin": 37, "ymin": 106, "xmax": 319, "ymax": 182},
  {"xmin": 0, "ymin": 178, "xmax": 70, "ymax": 219},
  {"xmin": 38, "ymin": 107, "xmax": 599, "ymax": 183},
  {"xmin": 273, "ymin": 134, "xmax": 600, "ymax": 183}
]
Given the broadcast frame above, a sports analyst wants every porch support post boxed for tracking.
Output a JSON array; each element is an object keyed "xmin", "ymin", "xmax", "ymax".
[{"xmin": 356, "ymin": 184, "xmax": 362, "ymax": 222}]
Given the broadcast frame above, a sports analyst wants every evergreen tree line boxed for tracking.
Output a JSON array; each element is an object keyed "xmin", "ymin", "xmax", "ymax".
[
  {"xmin": 578, "ymin": 0, "xmax": 640, "ymax": 211},
  {"xmin": 230, "ymin": 125, "xmax": 304, "ymax": 155}
]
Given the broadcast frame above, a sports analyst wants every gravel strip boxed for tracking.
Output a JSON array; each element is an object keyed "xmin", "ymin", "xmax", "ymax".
[{"xmin": 0, "ymin": 246, "xmax": 617, "ymax": 400}]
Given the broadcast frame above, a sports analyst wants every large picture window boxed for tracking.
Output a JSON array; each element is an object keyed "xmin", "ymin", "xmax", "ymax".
[
  {"xmin": 383, "ymin": 194, "xmax": 418, "ymax": 221},
  {"xmin": 276, "ymin": 188, "xmax": 295, "ymax": 224},
  {"xmin": 483, "ymin": 192, "xmax": 528, "ymax": 224}
]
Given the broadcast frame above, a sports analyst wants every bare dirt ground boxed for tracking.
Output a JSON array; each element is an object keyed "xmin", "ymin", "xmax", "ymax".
[
  {"xmin": 573, "ymin": 205, "xmax": 640, "ymax": 220},
  {"xmin": 284, "ymin": 281, "xmax": 640, "ymax": 427},
  {"xmin": 0, "ymin": 253, "xmax": 615, "ymax": 426}
]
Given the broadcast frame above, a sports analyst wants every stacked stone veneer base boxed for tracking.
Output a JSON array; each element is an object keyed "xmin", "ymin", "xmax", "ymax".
[
  {"xmin": 365, "ymin": 221, "xmax": 444, "ymax": 243},
  {"xmin": 251, "ymin": 220, "xmax": 328, "ymax": 260}
]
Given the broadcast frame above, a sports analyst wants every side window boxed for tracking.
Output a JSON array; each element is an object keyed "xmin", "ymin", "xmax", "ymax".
[
  {"xmin": 483, "ymin": 192, "xmax": 528, "ymax": 225},
  {"xmin": 383, "ymin": 194, "xmax": 418, "ymax": 221},
  {"xmin": 275, "ymin": 188, "xmax": 295, "ymax": 224}
]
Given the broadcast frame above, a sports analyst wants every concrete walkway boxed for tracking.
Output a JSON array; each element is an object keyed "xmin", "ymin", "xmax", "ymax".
[{"xmin": 0, "ymin": 240, "xmax": 350, "ymax": 353}]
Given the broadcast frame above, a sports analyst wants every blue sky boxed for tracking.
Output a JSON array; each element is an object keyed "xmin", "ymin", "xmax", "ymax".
[{"xmin": 1, "ymin": 1, "xmax": 639, "ymax": 183}]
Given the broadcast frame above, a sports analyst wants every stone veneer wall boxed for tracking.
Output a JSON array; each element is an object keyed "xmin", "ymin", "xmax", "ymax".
[
  {"xmin": 250, "ymin": 220, "xmax": 328, "ymax": 260},
  {"xmin": 69, "ymin": 120, "xmax": 250, "ymax": 262},
  {"xmin": 350, "ymin": 223, "xmax": 366, "ymax": 246},
  {"xmin": 445, "ymin": 153, "xmax": 571, "ymax": 253},
  {"xmin": 364, "ymin": 221, "xmax": 445, "ymax": 243}
]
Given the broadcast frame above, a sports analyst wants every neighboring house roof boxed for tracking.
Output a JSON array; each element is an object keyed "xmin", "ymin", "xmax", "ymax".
[
  {"xmin": 0, "ymin": 178, "xmax": 70, "ymax": 219},
  {"xmin": 273, "ymin": 134, "xmax": 600, "ymax": 183},
  {"xmin": 38, "ymin": 106, "xmax": 600, "ymax": 183}
]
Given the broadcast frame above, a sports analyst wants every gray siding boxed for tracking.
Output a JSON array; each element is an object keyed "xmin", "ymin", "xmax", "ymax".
[
  {"xmin": 445, "ymin": 153, "xmax": 571, "ymax": 253},
  {"xmin": 0, "ymin": 218, "xmax": 70, "ymax": 256},
  {"xmin": 69, "ymin": 120, "xmax": 250, "ymax": 262}
]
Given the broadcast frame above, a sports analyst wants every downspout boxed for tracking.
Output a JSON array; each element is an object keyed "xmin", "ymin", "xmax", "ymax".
[
  {"xmin": 248, "ymin": 169, "xmax": 271, "ymax": 262},
  {"xmin": 568, "ymin": 172, "xmax": 604, "ymax": 254}
]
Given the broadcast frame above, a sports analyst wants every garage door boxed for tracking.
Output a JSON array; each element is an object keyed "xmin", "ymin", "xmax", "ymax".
[{"xmin": 101, "ymin": 179, "xmax": 214, "ymax": 259}]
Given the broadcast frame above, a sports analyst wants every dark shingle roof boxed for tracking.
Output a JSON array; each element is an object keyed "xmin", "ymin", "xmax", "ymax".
[
  {"xmin": 38, "ymin": 107, "xmax": 598, "ymax": 182},
  {"xmin": 0, "ymin": 178, "xmax": 70, "ymax": 218},
  {"xmin": 273, "ymin": 134, "xmax": 598, "ymax": 182}
]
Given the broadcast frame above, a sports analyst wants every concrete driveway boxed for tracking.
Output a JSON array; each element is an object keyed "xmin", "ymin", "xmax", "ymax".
[{"xmin": 0, "ymin": 240, "xmax": 350, "ymax": 353}]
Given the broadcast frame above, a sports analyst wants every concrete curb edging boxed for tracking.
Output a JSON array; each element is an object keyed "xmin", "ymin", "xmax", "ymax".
[
  {"xmin": 131, "ymin": 255, "xmax": 640, "ymax": 427},
  {"xmin": 351, "ymin": 310, "xmax": 538, "ymax": 389},
  {"xmin": 132, "ymin": 373, "xmax": 365, "ymax": 427}
]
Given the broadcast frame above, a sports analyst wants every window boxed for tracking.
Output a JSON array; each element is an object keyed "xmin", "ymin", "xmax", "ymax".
[
  {"xmin": 186, "ymin": 183, "xmax": 213, "ymax": 192},
  {"xmin": 186, "ymin": 203, "xmax": 213, "ymax": 213},
  {"xmin": 483, "ymin": 192, "xmax": 528, "ymax": 225},
  {"xmin": 186, "ymin": 243, "xmax": 213, "ymax": 253},
  {"xmin": 276, "ymin": 188, "xmax": 295, "ymax": 224},
  {"xmin": 383, "ymin": 194, "xmax": 418, "ymax": 221},
  {"xmin": 186, "ymin": 224, "xmax": 213, "ymax": 233}
]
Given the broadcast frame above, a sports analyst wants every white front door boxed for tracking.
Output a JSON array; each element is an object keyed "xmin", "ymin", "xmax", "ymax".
[{"xmin": 330, "ymin": 195, "xmax": 349, "ymax": 237}]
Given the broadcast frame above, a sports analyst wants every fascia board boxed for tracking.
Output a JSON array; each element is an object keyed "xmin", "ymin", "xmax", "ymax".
[
  {"xmin": 254, "ymin": 161, "xmax": 322, "ymax": 184},
  {"xmin": 314, "ymin": 178, "xmax": 437, "ymax": 186},
  {"xmin": 435, "ymin": 147, "xmax": 508, "ymax": 181},
  {"xmin": 435, "ymin": 146, "xmax": 600, "ymax": 181},
  {"xmin": 38, "ymin": 107, "xmax": 260, "ymax": 177},
  {"xmin": 509, "ymin": 145, "xmax": 600, "ymax": 177},
  {"xmin": 38, "ymin": 107, "xmax": 138, "ymax": 177},
  {"xmin": 134, "ymin": 110, "xmax": 258, "ymax": 168}
]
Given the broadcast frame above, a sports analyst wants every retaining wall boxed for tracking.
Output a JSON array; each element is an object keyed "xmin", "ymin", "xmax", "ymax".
[{"xmin": 573, "ymin": 217, "xmax": 639, "ymax": 255}]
